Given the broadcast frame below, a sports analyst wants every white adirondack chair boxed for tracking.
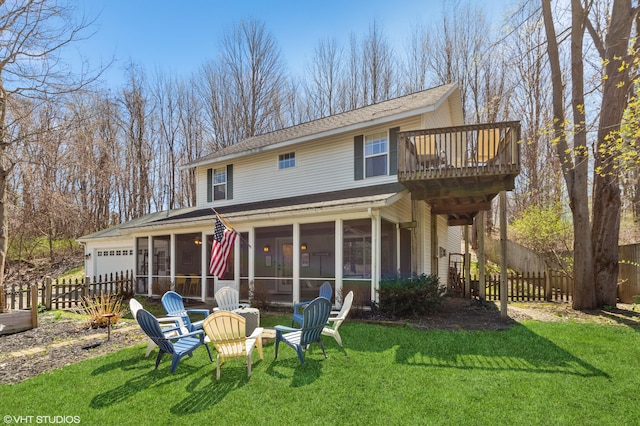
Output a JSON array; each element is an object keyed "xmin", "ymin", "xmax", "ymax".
[
  {"xmin": 214, "ymin": 286, "xmax": 248, "ymax": 311},
  {"xmin": 321, "ymin": 291, "xmax": 354, "ymax": 347}
]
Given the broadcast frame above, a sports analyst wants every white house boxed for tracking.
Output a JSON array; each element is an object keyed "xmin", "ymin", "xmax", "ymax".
[{"xmin": 78, "ymin": 82, "xmax": 520, "ymax": 307}]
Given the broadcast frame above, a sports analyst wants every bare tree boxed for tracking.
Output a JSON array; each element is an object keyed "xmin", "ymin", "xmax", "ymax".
[
  {"xmin": 152, "ymin": 70, "xmax": 181, "ymax": 210},
  {"xmin": 401, "ymin": 24, "xmax": 431, "ymax": 94},
  {"xmin": 119, "ymin": 63, "xmax": 152, "ymax": 219},
  {"xmin": 507, "ymin": 4, "xmax": 563, "ymax": 212},
  {"xmin": 176, "ymin": 77, "xmax": 207, "ymax": 207},
  {"xmin": 0, "ymin": 0, "xmax": 100, "ymax": 312},
  {"xmin": 361, "ymin": 20, "xmax": 396, "ymax": 105},
  {"xmin": 426, "ymin": 1, "xmax": 499, "ymax": 122},
  {"xmin": 304, "ymin": 37, "xmax": 344, "ymax": 118},
  {"xmin": 198, "ymin": 18, "xmax": 288, "ymax": 150}
]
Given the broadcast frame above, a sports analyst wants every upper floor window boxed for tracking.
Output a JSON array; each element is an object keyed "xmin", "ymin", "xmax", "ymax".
[
  {"xmin": 213, "ymin": 168, "xmax": 226, "ymax": 200},
  {"xmin": 279, "ymin": 152, "xmax": 295, "ymax": 169},
  {"xmin": 207, "ymin": 165, "xmax": 233, "ymax": 202},
  {"xmin": 365, "ymin": 132, "xmax": 388, "ymax": 177}
]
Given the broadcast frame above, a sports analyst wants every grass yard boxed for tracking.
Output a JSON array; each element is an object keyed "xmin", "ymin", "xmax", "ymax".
[{"xmin": 1, "ymin": 317, "xmax": 639, "ymax": 425}]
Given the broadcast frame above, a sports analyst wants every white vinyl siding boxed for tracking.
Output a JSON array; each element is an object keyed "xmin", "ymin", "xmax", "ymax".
[{"xmin": 194, "ymin": 108, "xmax": 471, "ymax": 208}]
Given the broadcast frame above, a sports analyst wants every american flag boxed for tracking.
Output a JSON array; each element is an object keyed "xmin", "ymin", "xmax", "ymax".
[{"xmin": 209, "ymin": 216, "xmax": 238, "ymax": 278}]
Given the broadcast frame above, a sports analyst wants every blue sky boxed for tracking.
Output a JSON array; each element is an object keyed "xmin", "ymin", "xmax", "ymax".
[{"xmin": 73, "ymin": 0, "xmax": 513, "ymax": 88}]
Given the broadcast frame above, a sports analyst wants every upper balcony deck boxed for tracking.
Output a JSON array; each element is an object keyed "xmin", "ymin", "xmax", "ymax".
[{"xmin": 397, "ymin": 121, "xmax": 521, "ymax": 225}]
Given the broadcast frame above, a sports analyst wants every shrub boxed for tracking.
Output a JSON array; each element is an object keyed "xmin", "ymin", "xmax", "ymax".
[
  {"xmin": 79, "ymin": 293, "xmax": 126, "ymax": 329},
  {"xmin": 249, "ymin": 281, "xmax": 271, "ymax": 311},
  {"xmin": 376, "ymin": 274, "xmax": 443, "ymax": 318}
]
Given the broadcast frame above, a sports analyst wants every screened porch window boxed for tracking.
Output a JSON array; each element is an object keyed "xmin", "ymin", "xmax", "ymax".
[{"xmin": 343, "ymin": 219, "xmax": 371, "ymax": 278}]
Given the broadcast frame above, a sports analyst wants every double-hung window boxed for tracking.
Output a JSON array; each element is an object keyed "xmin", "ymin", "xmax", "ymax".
[
  {"xmin": 364, "ymin": 132, "xmax": 388, "ymax": 177},
  {"xmin": 213, "ymin": 167, "xmax": 226, "ymax": 200},
  {"xmin": 207, "ymin": 165, "xmax": 233, "ymax": 202}
]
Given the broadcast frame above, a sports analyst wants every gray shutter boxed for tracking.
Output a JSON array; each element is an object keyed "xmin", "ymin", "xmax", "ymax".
[
  {"xmin": 226, "ymin": 164, "xmax": 233, "ymax": 200},
  {"xmin": 207, "ymin": 168, "xmax": 213, "ymax": 202},
  {"xmin": 354, "ymin": 135, "xmax": 364, "ymax": 180},
  {"xmin": 389, "ymin": 127, "xmax": 399, "ymax": 175}
]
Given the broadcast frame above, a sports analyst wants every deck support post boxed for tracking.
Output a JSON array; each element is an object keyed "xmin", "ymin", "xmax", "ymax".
[
  {"xmin": 499, "ymin": 191, "xmax": 508, "ymax": 320},
  {"xmin": 464, "ymin": 225, "xmax": 470, "ymax": 298},
  {"xmin": 478, "ymin": 212, "xmax": 486, "ymax": 300}
]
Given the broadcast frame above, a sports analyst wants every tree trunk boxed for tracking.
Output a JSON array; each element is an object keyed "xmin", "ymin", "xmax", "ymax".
[
  {"xmin": 0, "ymin": 165, "xmax": 6, "ymax": 313},
  {"xmin": 591, "ymin": 0, "xmax": 634, "ymax": 307},
  {"xmin": 542, "ymin": 0, "xmax": 596, "ymax": 309},
  {"xmin": 0, "ymin": 81, "xmax": 6, "ymax": 313}
]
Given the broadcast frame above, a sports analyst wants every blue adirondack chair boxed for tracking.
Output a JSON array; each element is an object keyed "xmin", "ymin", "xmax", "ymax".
[
  {"xmin": 291, "ymin": 281, "xmax": 332, "ymax": 327},
  {"xmin": 135, "ymin": 308, "xmax": 213, "ymax": 373},
  {"xmin": 275, "ymin": 297, "xmax": 333, "ymax": 365},
  {"xmin": 161, "ymin": 291, "xmax": 210, "ymax": 332}
]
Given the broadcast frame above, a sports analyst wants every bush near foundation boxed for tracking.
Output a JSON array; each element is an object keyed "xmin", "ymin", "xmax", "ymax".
[{"xmin": 377, "ymin": 274, "xmax": 443, "ymax": 318}]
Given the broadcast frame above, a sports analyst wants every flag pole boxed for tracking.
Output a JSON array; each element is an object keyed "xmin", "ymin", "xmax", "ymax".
[
  {"xmin": 211, "ymin": 208, "xmax": 235, "ymax": 231},
  {"xmin": 211, "ymin": 208, "xmax": 251, "ymax": 248}
]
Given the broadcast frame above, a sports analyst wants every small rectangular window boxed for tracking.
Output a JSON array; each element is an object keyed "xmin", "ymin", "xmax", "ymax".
[{"xmin": 279, "ymin": 152, "xmax": 295, "ymax": 169}]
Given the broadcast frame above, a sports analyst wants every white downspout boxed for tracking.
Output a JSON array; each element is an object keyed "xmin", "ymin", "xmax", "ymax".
[
  {"xmin": 293, "ymin": 222, "xmax": 300, "ymax": 305},
  {"xmin": 335, "ymin": 219, "xmax": 343, "ymax": 307},
  {"xmin": 369, "ymin": 208, "xmax": 380, "ymax": 304}
]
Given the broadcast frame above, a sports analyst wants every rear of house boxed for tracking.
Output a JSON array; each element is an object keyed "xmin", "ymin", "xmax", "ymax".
[{"xmin": 79, "ymin": 82, "xmax": 520, "ymax": 307}]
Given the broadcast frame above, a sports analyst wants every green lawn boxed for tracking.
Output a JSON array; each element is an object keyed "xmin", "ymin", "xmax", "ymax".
[{"xmin": 1, "ymin": 317, "xmax": 639, "ymax": 426}]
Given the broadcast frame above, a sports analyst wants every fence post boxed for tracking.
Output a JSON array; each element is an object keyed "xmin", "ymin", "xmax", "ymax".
[
  {"xmin": 44, "ymin": 277, "xmax": 52, "ymax": 310},
  {"xmin": 82, "ymin": 276, "xmax": 88, "ymax": 301},
  {"xmin": 544, "ymin": 266, "xmax": 551, "ymax": 302},
  {"xmin": 30, "ymin": 283, "xmax": 38, "ymax": 329}
]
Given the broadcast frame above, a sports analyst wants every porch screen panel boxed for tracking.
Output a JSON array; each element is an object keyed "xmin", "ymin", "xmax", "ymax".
[
  {"xmin": 206, "ymin": 233, "xmax": 235, "ymax": 300},
  {"xmin": 300, "ymin": 222, "xmax": 335, "ymax": 302},
  {"xmin": 255, "ymin": 225, "xmax": 293, "ymax": 304},
  {"xmin": 400, "ymin": 228, "xmax": 412, "ymax": 278},
  {"xmin": 343, "ymin": 219, "xmax": 372, "ymax": 279},
  {"xmin": 380, "ymin": 219, "xmax": 397, "ymax": 278},
  {"xmin": 151, "ymin": 235, "xmax": 170, "ymax": 296},
  {"xmin": 239, "ymin": 232, "xmax": 249, "ymax": 301},
  {"xmin": 136, "ymin": 237, "xmax": 149, "ymax": 294},
  {"xmin": 175, "ymin": 233, "xmax": 202, "ymax": 298}
]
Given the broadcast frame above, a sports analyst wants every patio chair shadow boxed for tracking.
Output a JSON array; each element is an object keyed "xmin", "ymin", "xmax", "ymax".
[
  {"xmin": 89, "ymin": 365, "xmax": 201, "ymax": 409},
  {"xmin": 170, "ymin": 368, "xmax": 250, "ymax": 415},
  {"xmin": 266, "ymin": 357, "xmax": 323, "ymax": 387},
  {"xmin": 91, "ymin": 355, "xmax": 148, "ymax": 376},
  {"xmin": 391, "ymin": 323, "xmax": 608, "ymax": 378}
]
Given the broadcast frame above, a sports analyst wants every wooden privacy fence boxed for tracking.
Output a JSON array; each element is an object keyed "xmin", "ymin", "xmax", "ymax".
[
  {"xmin": 3, "ymin": 270, "xmax": 134, "ymax": 311},
  {"xmin": 472, "ymin": 270, "xmax": 572, "ymax": 302}
]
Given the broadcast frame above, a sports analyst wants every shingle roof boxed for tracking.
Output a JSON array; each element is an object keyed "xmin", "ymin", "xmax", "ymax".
[
  {"xmin": 189, "ymin": 83, "xmax": 458, "ymax": 166},
  {"xmin": 156, "ymin": 182, "xmax": 407, "ymax": 223}
]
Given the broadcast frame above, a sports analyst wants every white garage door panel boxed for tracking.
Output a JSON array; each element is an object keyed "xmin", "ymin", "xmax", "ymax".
[{"xmin": 95, "ymin": 248, "xmax": 134, "ymax": 278}]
